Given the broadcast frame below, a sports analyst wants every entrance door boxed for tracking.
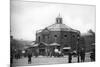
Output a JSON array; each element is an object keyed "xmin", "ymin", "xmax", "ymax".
[{"xmin": 39, "ymin": 48, "xmax": 45, "ymax": 56}]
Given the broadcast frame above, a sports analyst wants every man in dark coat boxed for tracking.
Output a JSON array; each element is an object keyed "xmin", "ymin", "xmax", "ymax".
[
  {"xmin": 68, "ymin": 52, "xmax": 72, "ymax": 63},
  {"xmin": 90, "ymin": 49, "xmax": 95, "ymax": 61},
  {"xmin": 10, "ymin": 53, "xmax": 13, "ymax": 67},
  {"xmin": 80, "ymin": 48, "xmax": 85, "ymax": 62},
  {"xmin": 28, "ymin": 53, "xmax": 32, "ymax": 64}
]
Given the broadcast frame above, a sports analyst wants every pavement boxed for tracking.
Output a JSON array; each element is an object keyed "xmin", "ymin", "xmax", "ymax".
[{"xmin": 12, "ymin": 53, "xmax": 91, "ymax": 66}]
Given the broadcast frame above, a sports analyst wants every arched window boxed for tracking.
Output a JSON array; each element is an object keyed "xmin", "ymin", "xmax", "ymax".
[{"xmin": 54, "ymin": 35, "xmax": 57, "ymax": 42}]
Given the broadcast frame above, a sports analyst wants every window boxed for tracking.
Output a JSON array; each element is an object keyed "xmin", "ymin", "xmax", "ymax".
[
  {"xmin": 38, "ymin": 36, "xmax": 40, "ymax": 42},
  {"xmin": 64, "ymin": 35, "xmax": 67, "ymax": 37},
  {"xmin": 54, "ymin": 35, "xmax": 57, "ymax": 37},
  {"xmin": 72, "ymin": 35, "xmax": 75, "ymax": 37}
]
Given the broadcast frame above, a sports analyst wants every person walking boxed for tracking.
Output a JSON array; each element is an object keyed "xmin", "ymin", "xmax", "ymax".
[
  {"xmin": 10, "ymin": 53, "xmax": 13, "ymax": 67},
  {"xmin": 68, "ymin": 52, "xmax": 72, "ymax": 63},
  {"xmin": 28, "ymin": 53, "xmax": 32, "ymax": 64},
  {"xmin": 80, "ymin": 48, "xmax": 85, "ymax": 62},
  {"xmin": 90, "ymin": 49, "xmax": 95, "ymax": 61},
  {"xmin": 54, "ymin": 48, "xmax": 59, "ymax": 57}
]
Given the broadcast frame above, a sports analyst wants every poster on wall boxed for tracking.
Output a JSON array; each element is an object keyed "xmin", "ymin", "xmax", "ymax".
[{"xmin": 10, "ymin": 0, "xmax": 95, "ymax": 67}]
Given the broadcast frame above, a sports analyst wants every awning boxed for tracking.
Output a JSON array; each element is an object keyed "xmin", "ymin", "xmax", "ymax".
[
  {"xmin": 63, "ymin": 47, "xmax": 71, "ymax": 49},
  {"xmin": 49, "ymin": 42, "xmax": 60, "ymax": 46},
  {"xmin": 33, "ymin": 43, "xmax": 39, "ymax": 47}
]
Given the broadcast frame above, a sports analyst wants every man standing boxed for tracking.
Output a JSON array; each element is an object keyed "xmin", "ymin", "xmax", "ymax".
[
  {"xmin": 80, "ymin": 48, "xmax": 85, "ymax": 62},
  {"xmin": 28, "ymin": 53, "xmax": 32, "ymax": 64},
  {"xmin": 90, "ymin": 49, "xmax": 95, "ymax": 61},
  {"xmin": 68, "ymin": 52, "xmax": 72, "ymax": 63}
]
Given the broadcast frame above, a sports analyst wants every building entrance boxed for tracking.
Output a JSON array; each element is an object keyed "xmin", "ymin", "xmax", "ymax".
[{"xmin": 39, "ymin": 48, "xmax": 45, "ymax": 56}]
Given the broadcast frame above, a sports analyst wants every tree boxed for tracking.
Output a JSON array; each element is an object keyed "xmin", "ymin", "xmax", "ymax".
[
  {"xmin": 88, "ymin": 29, "xmax": 95, "ymax": 36},
  {"xmin": 88, "ymin": 29, "xmax": 95, "ymax": 43}
]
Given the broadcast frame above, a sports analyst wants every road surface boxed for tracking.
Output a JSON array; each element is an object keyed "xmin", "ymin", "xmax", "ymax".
[{"xmin": 12, "ymin": 53, "xmax": 91, "ymax": 66}]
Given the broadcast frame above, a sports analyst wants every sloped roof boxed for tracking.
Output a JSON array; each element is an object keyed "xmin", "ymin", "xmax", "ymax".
[
  {"xmin": 36, "ymin": 23, "xmax": 79, "ymax": 33},
  {"xmin": 36, "ymin": 15, "xmax": 79, "ymax": 33},
  {"xmin": 33, "ymin": 43, "xmax": 39, "ymax": 47},
  {"xmin": 47, "ymin": 23, "xmax": 78, "ymax": 32},
  {"xmin": 33, "ymin": 42, "xmax": 48, "ymax": 47},
  {"xmin": 81, "ymin": 32, "xmax": 93, "ymax": 36}
]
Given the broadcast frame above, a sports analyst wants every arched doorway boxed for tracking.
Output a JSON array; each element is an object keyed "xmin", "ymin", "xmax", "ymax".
[{"xmin": 38, "ymin": 42, "xmax": 47, "ymax": 56}]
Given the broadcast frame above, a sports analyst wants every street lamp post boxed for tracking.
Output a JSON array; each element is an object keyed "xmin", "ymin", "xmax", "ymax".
[{"xmin": 77, "ymin": 34, "xmax": 80, "ymax": 63}]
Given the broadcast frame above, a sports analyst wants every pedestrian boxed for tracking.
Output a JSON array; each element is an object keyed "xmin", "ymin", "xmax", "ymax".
[
  {"xmin": 28, "ymin": 53, "xmax": 32, "ymax": 64},
  {"xmin": 68, "ymin": 52, "xmax": 72, "ymax": 63},
  {"xmin": 10, "ymin": 54, "xmax": 13, "ymax": 64},
  {"xmin": 90, "ymin": 49, "xmax": 95, "ymax": 61},
  {"xmin": 80, "ymin": 48, "xmax": 85, "ymax": 62},
  {"xmin": 54, "ymin": 48, "xmax": 59, "ymax": 57}
]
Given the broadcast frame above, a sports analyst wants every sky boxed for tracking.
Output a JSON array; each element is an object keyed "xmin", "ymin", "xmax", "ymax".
[{"xmin": 11, "ymin": 0, "xmax": 96, "ymax": 41}]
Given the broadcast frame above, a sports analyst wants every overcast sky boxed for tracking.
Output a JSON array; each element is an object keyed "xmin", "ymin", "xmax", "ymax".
[{"xmin": 11, "ymin": 0, "xmax": 96, "ymax": 41}]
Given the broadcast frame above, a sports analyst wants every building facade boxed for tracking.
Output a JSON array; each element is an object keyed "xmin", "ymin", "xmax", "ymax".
[
  {"xmin": 35, "ymin": 15, "xmax": 80, "ymax": 53},
  {"xmin": 34, "ymin": 15, "xmax": 80, "ymax": 56}
]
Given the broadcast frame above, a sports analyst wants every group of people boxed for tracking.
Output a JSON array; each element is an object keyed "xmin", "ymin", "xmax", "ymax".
[
  {"xmin": 68, "ymin": 50, "xmax": 85, "ymax": 63},
  {"xmin": 11, "ymin": 48, "xmax": 95, "ymax": 64},
  {"xmin": 68, "ymin": 48, "xmax": 95, "ymax": 63},
  {"xmin": 27, "ymin": 48, "xmax": 86, "ymax": 64},
  {"xmin": 68, "ymin": 48, "xmax": 85, "ymax": 63}
]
